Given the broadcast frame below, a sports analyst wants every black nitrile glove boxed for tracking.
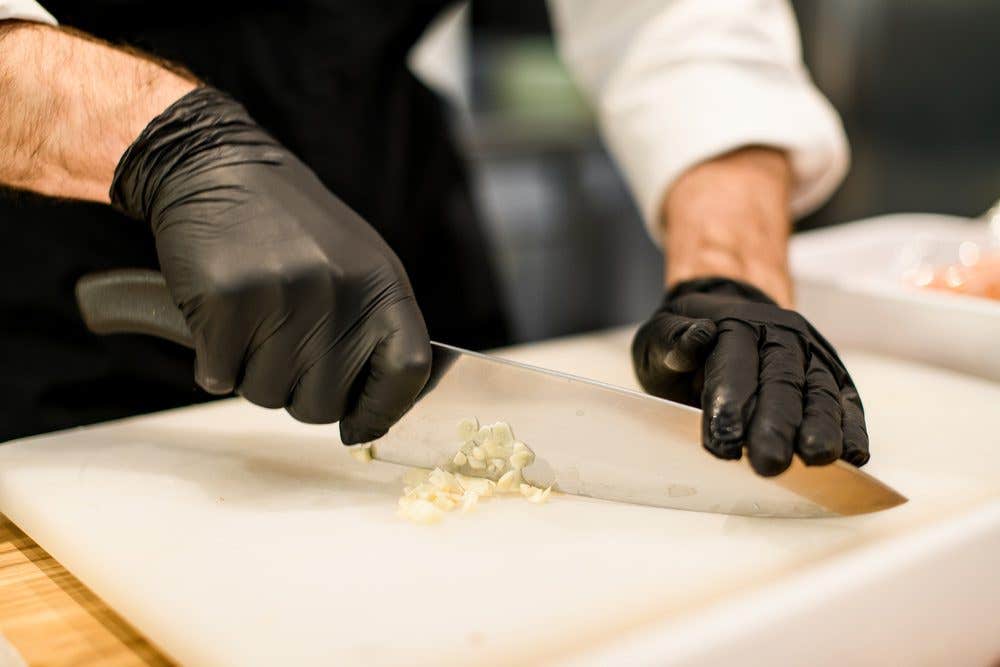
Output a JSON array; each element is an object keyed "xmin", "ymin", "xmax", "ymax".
[
  {"xmin": 111, "ymin": 87, "xmax": 431, "ymax": 444},
  {"xmin": 632, "ymin": 277, "xmax": 869, "ymax": 477}
]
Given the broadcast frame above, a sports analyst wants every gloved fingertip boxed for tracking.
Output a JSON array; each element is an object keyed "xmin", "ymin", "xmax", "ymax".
[
  {"xmin": 841, "ymin": 446, "xmax": 870, "ymax": 467},
  {"xmin": 797, "ymin": 432, "xmax": 842, "ymax": 466},
  {"xmin": 195, "ymin": 371, "xmax": 235, "ymax": 395},
  {"xmin": 194, "ymin": 353, "xmax": 237, "ymax": 395},
  {"xmin": 749, "ymin": 448, "xmax": 793, "ymax": 477},
  {"xmin": 339, "ymin": 418, "xmax": 387, "ymax": 446},
  {"xmin": 709, "ymin": 402, "xmax": 744, "ymax": 443},
  {"xmin": 704, "ymin": 437, "xmax": 742, "ymax": 460}
]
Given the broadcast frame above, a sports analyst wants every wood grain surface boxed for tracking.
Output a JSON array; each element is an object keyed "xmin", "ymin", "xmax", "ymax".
[{"xmin": 0, "ymin": 514, "xmax": 170, "ymax": 666}]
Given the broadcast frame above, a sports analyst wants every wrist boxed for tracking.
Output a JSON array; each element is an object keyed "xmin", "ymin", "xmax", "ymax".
[
  {"xmin": 667, "ymin": 258, "xmax": 793, "ymax": 308},
  {"xmin": 0, "ymin": 23, "xmax": 196, "ymax": 203},
  {"xmin": 111, "ymin": 87, "xmax": 264, "ymax": 221},
  {"xmin": 661, "ymin": 147, "xmax": 794, "ymax": 307}
]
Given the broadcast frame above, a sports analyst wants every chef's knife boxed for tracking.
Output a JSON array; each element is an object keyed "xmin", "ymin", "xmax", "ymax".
[{"xmin": 75, "ymin": 269, "xmax": 906, "ymax": 518}]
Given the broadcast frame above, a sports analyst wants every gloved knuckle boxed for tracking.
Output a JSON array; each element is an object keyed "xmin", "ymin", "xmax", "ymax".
[
  {"xmin": 200, "ymin": 265, "xmax": 277, "ymax": 306},
  {"xmin": 387, "ymin": 346, "xmax": 432, "ymax": 383},
  {"xmin": 286, "ymin": 259, "xmax": 337, "ymax": 293}
]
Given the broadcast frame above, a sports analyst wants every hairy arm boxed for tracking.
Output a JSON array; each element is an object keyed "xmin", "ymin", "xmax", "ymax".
[
  {"xmin": 662, "ymin": 147, "xmax": 794, "ymax": 307},
  {"xmin": 0, "ymin": 21, "xmax": 196, "ymax": 202}
]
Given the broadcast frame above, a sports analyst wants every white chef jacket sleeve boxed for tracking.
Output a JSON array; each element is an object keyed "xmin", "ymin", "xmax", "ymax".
[
  {"xmin": 0, "ymin": 0, "xmax": 56, "ymax": 25},
  {"xmin": 547, "ymin": 0, "xmax": 849, "ymax": 238}
]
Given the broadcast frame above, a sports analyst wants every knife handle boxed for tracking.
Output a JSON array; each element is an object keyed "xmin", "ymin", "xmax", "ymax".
[{"xmin": 75, "ymin": 269, "xmax": 195, "ymax": 349}]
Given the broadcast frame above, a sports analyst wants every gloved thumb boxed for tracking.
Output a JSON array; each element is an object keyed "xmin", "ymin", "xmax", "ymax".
[
  {"xmin": 632, "ymin": 312, "xmax": 717, "ymax": 406},
  {"xmin": 663, "ymin": 318, "xmax": 717, "ymax": 372},
  {"xmin": 634, "ymin": 313, "xmax": 717, "ymax": 373}
]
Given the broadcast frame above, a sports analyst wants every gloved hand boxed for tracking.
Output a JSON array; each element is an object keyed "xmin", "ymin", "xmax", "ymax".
[
  {"xmin": 632, "ymin": 277, "xmax": 869, "ymax": 476},
  {"xmin": 111, "ymin": 87, "xmax": 431, "ymax": 444}
]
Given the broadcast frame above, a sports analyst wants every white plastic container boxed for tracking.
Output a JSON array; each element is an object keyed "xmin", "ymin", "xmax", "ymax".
[{"xmin": 790, "ymin": 213, "xmax": 1000, "ymax": 381}]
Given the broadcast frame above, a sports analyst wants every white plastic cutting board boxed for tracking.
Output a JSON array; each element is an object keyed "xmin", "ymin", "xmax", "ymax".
[{"xmin": 0, "ymin": 328, "xmax": 998, "ymax": 666}]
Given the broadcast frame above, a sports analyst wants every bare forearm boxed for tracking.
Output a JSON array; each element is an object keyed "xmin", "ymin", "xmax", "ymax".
[
  {"xmin": 661, "ymin": 147, "xmax": 794, "ymax": 307},
  {"xmin": 0, "ymin": 21, "xmax": 196, "ymax": 203}
]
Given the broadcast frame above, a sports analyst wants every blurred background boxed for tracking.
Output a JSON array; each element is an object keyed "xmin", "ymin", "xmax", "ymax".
[{"xmin": 409, "ymin": 1, "xmax": 1000, "ymax": 344}]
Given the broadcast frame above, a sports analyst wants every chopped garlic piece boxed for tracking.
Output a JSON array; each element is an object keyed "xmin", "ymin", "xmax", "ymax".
[
  {"xmin": 481, "ymin": 440, "xmax": 504, "ymax": 459},
  {"xmin": 429, "ymin": 468, "xmax": 463, "ymax": 494},
  {"xmin": 457, "ymin": 417, "xmax": 480, "ymax": 441},
  {"xmin": 491, "ymin": 422, "xmax": 514, "ymax": 445},
  {"xmin": 496, "ymin": 469, "xmax": 520, "ymax": 492},
  {"xmin": 520, "ymin": 483, "xmax": 552, "ymax": 503},
  {"xmin": 452, "ymin": 451, "xmax": 467, "ymax": 466},
  {"xmin": 509, "ymin": 450, "xmax": 533, "ymax": 469},
  {"xmin": 468, "ymin": 457, "xmax": 486, "ymax": 470},
  {"xmin": 433, "ymin": 494, "xmax": 458, "ymax": 511},
  {"xmin": 527, "ymin": 486, "xmax": 552, "ymax": 504},
  {"xmin": 398, "ymin": 497, "xmax": 443, "ymax": 524},
  {"xmin": 471, "ymin": 446, "xmax": 486, "ymax": 461},
  {"xmin": 456, "ymin": 474, "xmax": 495, "ymax": 497},
  {"xmin": 475, "ymin": 425, "xmax": 492, "ymax": 444},
  {"xmin": 350, "ymin": 445, "xmax": 373, "ymax": 463}
]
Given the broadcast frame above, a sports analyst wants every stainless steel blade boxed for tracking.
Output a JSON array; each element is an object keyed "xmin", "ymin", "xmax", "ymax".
[{"xmin": 370, "ymin": 343, "xmax": 907, "ymax": 518}]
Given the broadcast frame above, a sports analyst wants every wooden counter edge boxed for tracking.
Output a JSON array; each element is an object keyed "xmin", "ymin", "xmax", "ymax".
[{"xmin": 0, "ymin": 514, "xmax": 171, "ymax": 666}]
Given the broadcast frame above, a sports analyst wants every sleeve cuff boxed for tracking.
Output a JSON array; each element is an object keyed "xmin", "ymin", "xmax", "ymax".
[
  {"xmin": 0, "ymin": 1, "xmax": 57, "ymax": 25},
  {"xmin": 596, "ymin": 59, "xmax": 850, "ymax": 241}
]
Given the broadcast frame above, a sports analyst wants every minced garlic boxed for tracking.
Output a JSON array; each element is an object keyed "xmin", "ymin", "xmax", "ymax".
[{"xmin": 396, "ymin": 417, "xmax": 552, "ymax": 524}]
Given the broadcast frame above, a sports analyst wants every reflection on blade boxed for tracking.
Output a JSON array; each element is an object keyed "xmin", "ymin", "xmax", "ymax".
[{"xmin": 370, "ymin": 343, "xmax": 907, "ymax": 518}]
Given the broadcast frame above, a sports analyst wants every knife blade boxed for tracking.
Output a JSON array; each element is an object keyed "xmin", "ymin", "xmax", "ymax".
[{"xmin": 75, "ymin": 269, "xmax": 907, "ymax": 518}]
